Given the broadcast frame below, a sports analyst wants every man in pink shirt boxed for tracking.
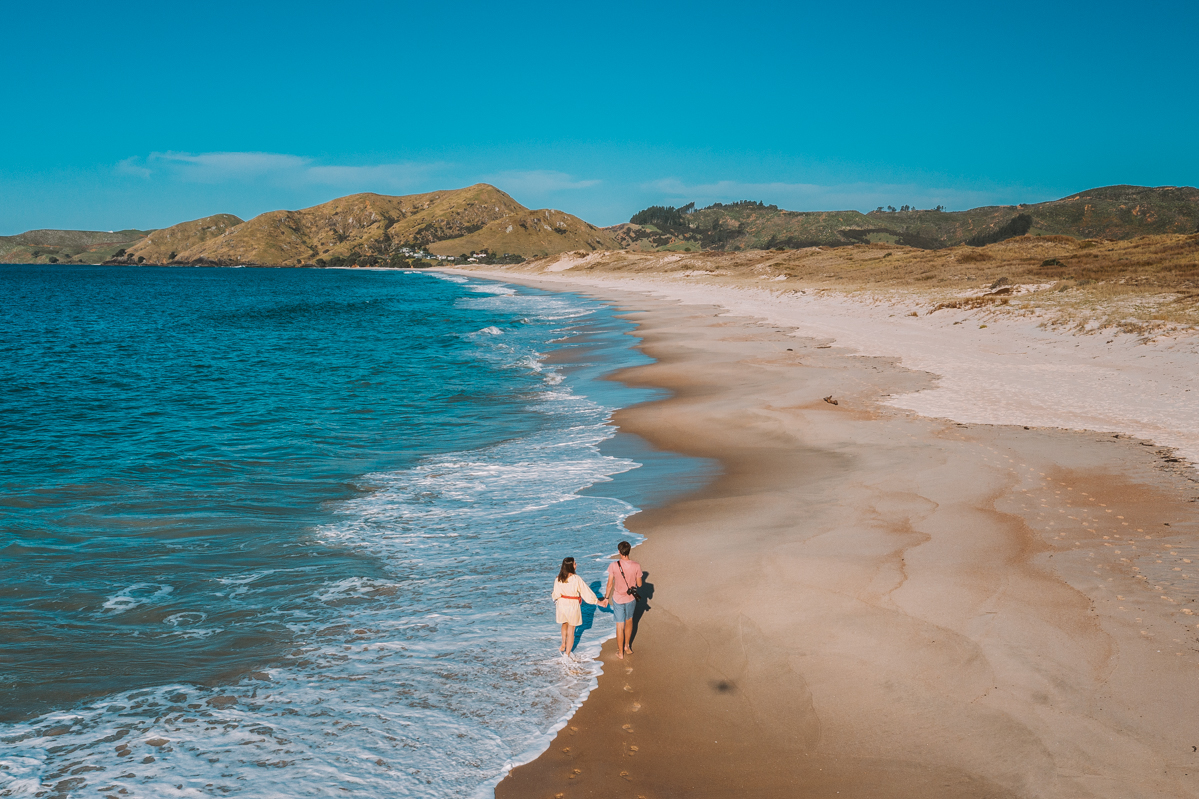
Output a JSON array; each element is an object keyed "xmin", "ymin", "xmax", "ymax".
[{"xmin": 603, "ymin": 541, "xmax": 643, "ymax": 659}]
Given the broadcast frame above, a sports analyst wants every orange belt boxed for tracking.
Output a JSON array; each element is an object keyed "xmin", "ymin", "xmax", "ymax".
[{"xmin": 561, "ymin": 595, "xmax": 581, "ymax": 601}]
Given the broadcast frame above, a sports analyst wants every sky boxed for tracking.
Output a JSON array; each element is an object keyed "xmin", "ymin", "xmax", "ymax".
[{"xmin": 2, "ymin": 0, "xmax": 1196, "ymax": 234}]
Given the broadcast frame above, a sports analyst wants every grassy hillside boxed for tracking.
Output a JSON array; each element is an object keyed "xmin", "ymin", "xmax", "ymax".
[
  {"xmin": 125, "ymin": 215, "xmax": 243, "ymax": 263},
  {"xmin": 615, "ymin": 186, "xmax": 1199, "ymax": 252},
  {"xmin": 0, "ymin": 228, "xmax": 152, "ymax": 264},
  {"xmin": 611, "ymin": 202, "xmax": 879, "ymax": 252},
  {"xmin": 864, "ymin": 185, "xmax": 1199, "ymax": 247},
  {"xmin": 114, "ymin": 184, "xmax": 617, "ymax": 266},
  {"xmin": 150, "ymin": 185, "xmax": 529, "ymax": 266},
  {"xmin": 427, "ymin": 208, "xmax": 619, "ymax": 259}
]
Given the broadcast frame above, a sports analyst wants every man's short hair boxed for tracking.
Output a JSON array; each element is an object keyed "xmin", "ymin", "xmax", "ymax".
[{"xmin": 617, "ymin": 541, "xmax": 631, "ymax": 556}]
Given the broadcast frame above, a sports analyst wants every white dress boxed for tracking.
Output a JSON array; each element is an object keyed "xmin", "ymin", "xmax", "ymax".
[{"xmin": 552, "ymin": 573, "xmax": 599, "ymax": 625}]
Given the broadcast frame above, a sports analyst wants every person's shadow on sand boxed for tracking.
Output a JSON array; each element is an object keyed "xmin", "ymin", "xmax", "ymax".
[
  {"xmin": 573, "ymin": 580, "xmax": 605, "ymax": 650},
  {"xmin": 628, "ymin": 570, "xmax": 653, "ymax": 651}
]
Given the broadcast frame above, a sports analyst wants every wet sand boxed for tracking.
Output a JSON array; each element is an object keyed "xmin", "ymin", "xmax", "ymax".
[{"xmin": 453, "ymin": 272, "xmax": 1199, "ymax": 798}]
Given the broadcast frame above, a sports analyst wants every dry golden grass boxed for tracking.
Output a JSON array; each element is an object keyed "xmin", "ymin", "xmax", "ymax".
[{"xmin": 494, "ymin": 233, "xmax": 1199, "ymax": 336}]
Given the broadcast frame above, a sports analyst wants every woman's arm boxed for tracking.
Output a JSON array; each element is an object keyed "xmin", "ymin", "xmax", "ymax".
[{"xmin": 576, "ymin": 575, "xmax": 601, "ymax": 605}]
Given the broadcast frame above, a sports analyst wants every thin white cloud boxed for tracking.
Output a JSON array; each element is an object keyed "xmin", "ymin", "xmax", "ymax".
[
  {"xmin": 482, "ymin": 170, "xmax": 601, "ymax": 195},
  {"xmin": 117, "ymin": 151, "xmax": 447, "ymax": 191},
  {"xmin": 642, "ymin": 178, "xmax": 1005, "ymax": 213},
  {"xmin": 115, "ymin": 157, "xmax": 152, "ymax": 179},
  {"xmin": 305, "ymin": 163, "xmax": 444, "ymax": 188},
  {"xmin": 148, "ymin": 151, "xmax": 309, "ymax": 183}
]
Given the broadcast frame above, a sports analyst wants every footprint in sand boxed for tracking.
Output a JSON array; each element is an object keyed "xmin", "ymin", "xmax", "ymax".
[
  {"xmin": 631, "ymin": 702, "xmax": 642, "ymax": 712},
  {"xmin": 620, "ymin": 771, "xmax": 632, "ymax": 781},
  {"xmin": 624, "ymin": 684, "xmax": 634, "ymax": 692},
  {"xmin": 622, "ymin": 724, "xmax": 635, "ymax": 733},
  {"xmin": 569, "ymin": 768, "xmax": 582, "ymax": 779}
]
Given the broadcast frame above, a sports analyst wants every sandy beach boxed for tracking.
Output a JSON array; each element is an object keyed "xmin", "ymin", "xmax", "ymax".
[{"xmin": 437, "ymin": 263, "xmax": 1199, "ymax": 799}]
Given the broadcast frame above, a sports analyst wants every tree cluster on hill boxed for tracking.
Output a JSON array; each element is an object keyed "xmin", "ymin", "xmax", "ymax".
[
  {"xmin": 630, "ymin": 205, "xmax": 694, "ymax": 228},
  {"xmin": 874, "ymin": 205, "xmax": 946, "ymax": 213},
  {"xmin": 629, "ymin": 200, "xmax": 788, "ymax": 229},
  {"xmin": 314, "ymin": 252, "xmax": 420, "ymax": 268},
  {"xmin": 702, "ymin": 200, "xmax": 778, "ymax": 212},
  {"xmin": 103, "ymin": 248, "xmax": 147, "ymax": 265},
  {"xmin": 456, "ymin": 250, "xmax": 526, "ymax": 265}
]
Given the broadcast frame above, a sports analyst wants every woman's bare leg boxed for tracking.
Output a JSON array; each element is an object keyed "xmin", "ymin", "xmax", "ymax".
[{"xmin": 562, "ymin": 623, "xmax": 578, "ymax": 653}]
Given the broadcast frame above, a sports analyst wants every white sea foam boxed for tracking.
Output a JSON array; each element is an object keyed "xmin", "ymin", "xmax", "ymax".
[
  {"xmin": 163, "ymin": 612, "xmax": 207, "ymax": 626},
  {"xmin": 101, "ymin": 583, "xmax": 175, "ymax": 614},
  {"xmin": 0, "ymin": 278, "xmax": 644, "ymax": 798}
]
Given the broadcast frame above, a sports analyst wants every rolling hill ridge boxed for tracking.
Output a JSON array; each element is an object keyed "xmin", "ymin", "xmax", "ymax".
[
  {"xmin": 122, "ymin": 184, "xmax": 617, "ymax": 266},
  {"xmin": 4, "ymin": 184, "xmax": 1197, "ymax": 267},
  {"xmin": 612, "ymin": 185, "xmax": 1199, "ymax": 252},
  {"xmin": 0, "ymin": 228, "xmax": 151, "ymax": 264}
]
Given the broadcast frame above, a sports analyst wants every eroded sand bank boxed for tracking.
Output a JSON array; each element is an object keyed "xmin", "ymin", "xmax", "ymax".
[{"xmin": 444, "ymin": 269, "xmax": 1199, "ymax": 799}]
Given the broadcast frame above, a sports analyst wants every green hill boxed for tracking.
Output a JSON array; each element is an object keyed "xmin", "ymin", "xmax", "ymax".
[
  {"xmin": 0, "ymin": 228, "xmax": 152, "ymax": 264},
  {"xmin": 614, "ymin": 185, "xmax": 1199, "ymax": 251}
]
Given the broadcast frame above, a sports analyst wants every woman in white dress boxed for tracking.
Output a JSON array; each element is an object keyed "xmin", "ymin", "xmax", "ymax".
[{"xmin": 552, "ymin": 557, "xmax": 607, "ymax": 656}]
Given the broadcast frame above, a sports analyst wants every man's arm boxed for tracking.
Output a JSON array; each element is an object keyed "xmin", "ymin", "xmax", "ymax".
[{"xmin": 604, "ymin": 568, "xmax": 615, "ymax": 600}]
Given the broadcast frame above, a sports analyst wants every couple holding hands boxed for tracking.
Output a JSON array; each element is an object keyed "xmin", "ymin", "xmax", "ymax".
[{"xmin": 552, "ymin": 541, "xmax": 643, "ymax": 660}]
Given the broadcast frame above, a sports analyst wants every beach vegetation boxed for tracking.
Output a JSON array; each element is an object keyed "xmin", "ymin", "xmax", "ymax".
[{"xmin": 502, "ymin": 231, "xmax": 1199, "ymax": 334}]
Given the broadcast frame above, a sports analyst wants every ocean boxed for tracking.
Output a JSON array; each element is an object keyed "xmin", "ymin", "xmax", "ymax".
[{"xmin": 0, "ymin": 265, "xmax": 711, "ymax": 798}]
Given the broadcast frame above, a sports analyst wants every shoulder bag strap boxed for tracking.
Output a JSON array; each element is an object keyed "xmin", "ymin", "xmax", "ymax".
[{"xmin": 616, "ymin": 561, "xmax": 632, "ymax": 593}]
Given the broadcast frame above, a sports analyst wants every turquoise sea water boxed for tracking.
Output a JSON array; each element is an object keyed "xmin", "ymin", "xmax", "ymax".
[{"xmin": 0, "ymin": 265, "xmax": 710, "ymax": 797}]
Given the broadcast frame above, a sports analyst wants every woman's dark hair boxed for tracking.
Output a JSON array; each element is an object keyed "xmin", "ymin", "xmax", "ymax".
[
  {"xmin": 617, "ymin": 541, "xmax": 631, "ymax": 557},
  {"xmin": 557, "ymin": 557, "xmax": 576, "ymax": 583}
]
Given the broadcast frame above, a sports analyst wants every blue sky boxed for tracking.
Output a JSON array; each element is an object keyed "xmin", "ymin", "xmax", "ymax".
[{"xmin": 2, "ymin": 0, "xmax": 1196, "ymax": 233}]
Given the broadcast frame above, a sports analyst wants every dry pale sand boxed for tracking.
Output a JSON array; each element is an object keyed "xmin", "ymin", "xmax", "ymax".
[
  {"xmin": 497, "ymin": 268, "xmax": 1199, "ymax": 466},
  {"xmin": 441, "ymin": 268, "xmax": 1199, "ymax": 798}
]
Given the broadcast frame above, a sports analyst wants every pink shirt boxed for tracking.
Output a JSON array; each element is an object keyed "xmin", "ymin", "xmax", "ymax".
[{"xmin": 607, "ymin": 559, "xmax": 642, "ymax": 603}]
